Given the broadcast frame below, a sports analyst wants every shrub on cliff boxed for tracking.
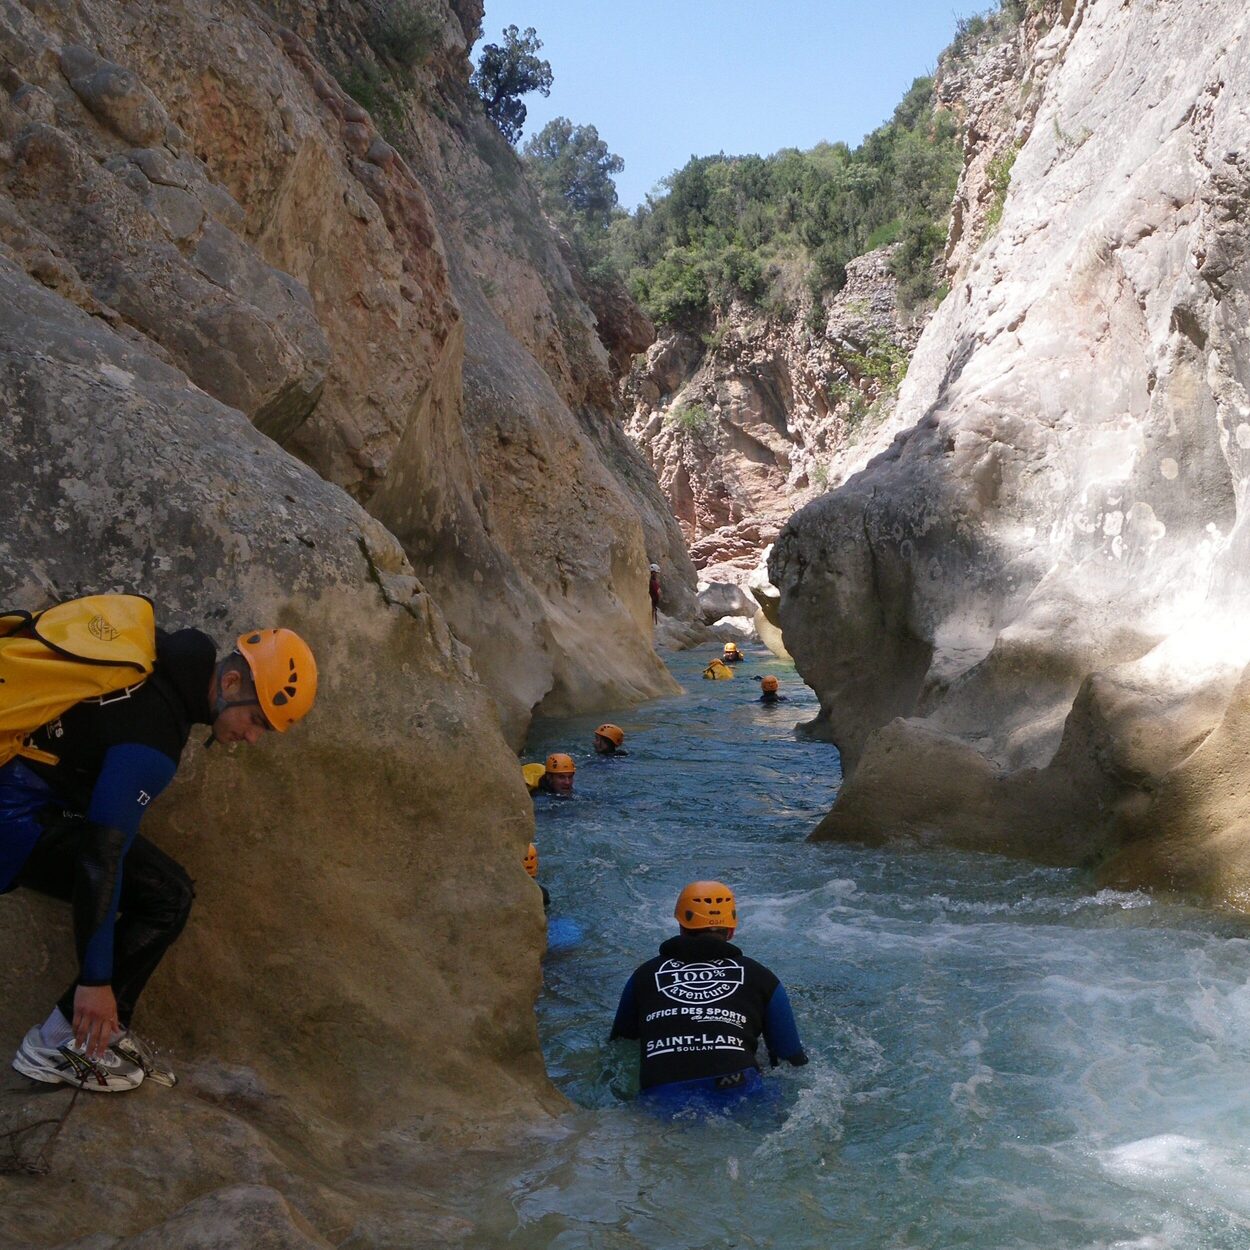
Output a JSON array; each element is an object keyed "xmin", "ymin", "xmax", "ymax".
[
  {"xmin": 473, "ymin": 25, "xmax": 553, "ymax": 143},
  {"xmin": 612, "ymin": 72, "xmax": 962, "ymax": 326}
]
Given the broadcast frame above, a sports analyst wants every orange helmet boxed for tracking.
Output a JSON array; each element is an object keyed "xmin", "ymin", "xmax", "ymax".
[
  {"xmin": 545, "ymin": 753, "xmax": 576, "ymax": 775},
  {"xmin": 236, "ymin": 629, "xmax": 317, "ymax": 731},
  {"xmin": 595, "ymin": 724, "xmax": 625, "ymax": 748},
  {"xmin": 524, "ymin": 843, "xmax": 538, "ymax": 878},
  {"xmin": 674, "ymin": 881, "xmax": 737, "ymax": 931},
  {"xmin": 761, "ymin": 675, "xmax": 779, "ymax": 693}
]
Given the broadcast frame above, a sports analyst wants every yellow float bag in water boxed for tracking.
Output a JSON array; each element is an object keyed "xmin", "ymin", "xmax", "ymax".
[
  {"xmin": 521, "ymin": 762, "xmax": 547, "ymax": 793},
  {"xmin": 0, "ymin": 594, "xmax": 157, "ymax": 768},
  {"xmin": 702, "ymin": 659, "xmax": 735, "ymax": 680}
]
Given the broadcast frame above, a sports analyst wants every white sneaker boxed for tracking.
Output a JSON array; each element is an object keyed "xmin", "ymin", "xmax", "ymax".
[
  {"xmin": 111, "ymin": 1030, "xmax": 177, "ymax": 1088},
  {"xmin": 11, "ymin": 1026, "xmax": 145, "ymax": 1092}
]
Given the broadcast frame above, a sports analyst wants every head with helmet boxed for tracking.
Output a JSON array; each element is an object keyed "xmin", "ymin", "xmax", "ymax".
[
  {"xmin": 761, "ymin": 675, "xmax": 779, "ymax": 694},
  {"xmin": 674, "ymin": 880, "xmax": 737, "ymax": 939},
  {"xmin": 649, "ymin": 563, "xmax": 660, "ymax": 573},
  {"xmin": 543, "ymin": 752, "xmax": 576, "ymax": 795},
  {"xmin": 524, "ymin": 843, "xmax": 538, "ymax": 878},
  {"xmin": 211, "ymin": 628, "xmax": 317, "ymax": 745},
  {"xmin": 723, "ymin": 641, "xmax": 743, "ymax": 659},
  {"xmin": 593, "ymin": 723, "xmax": 625, "ymax": 754}
]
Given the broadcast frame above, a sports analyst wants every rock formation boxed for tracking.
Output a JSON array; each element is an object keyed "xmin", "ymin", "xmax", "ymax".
[
  {"xmin": 626, "ymin": 250, "xmax": 922, "ymax": 587},
  {"xmin": 772, "ymin": 0, "xmax": 1250, "ymax": 907},
  {"xmin": 0, "ymin": 0, "xmax": 691, "ymax": 1241}
]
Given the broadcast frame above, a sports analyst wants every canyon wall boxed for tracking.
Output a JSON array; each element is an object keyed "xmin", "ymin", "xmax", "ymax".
[
  {"xmin": 0, "ymin": 0, "xmax": 689, "ymax": 1243},
  {"xmin": 772, "ymin": 0, "xmax": 1250, "ymax": 907},
  {"xmin": 625, "ymin": 251, "xmax": 923, "ymax": 589}
]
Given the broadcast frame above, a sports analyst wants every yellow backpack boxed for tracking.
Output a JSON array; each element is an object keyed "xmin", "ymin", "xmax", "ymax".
[
  {"xmin": 702, "ymin": 659, "xmax": 735, "ymax": 680},
  {"xmin": 521, "ymin": 762, "xmax": 547, "ymax": 793},
  {"xmin": 0, "ymin": 594, "xmax": 158, "ymax": 768}
]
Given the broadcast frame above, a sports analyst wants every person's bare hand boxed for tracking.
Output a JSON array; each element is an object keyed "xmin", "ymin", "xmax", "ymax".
[{"xmin": 73, "ymin": 984, "xmax": 119, "ymax": 1058}]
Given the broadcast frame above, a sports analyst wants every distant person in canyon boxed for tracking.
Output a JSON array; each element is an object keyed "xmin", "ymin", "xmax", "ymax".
[
  {"xmin": 756, "ymin": 676, "xmax": 787, "ymax": 704},
  {"xmin": 523, "ymin": 753, "xmax": 576, "ymax": 796},
  {"xmin": 524, "ymin": 841, "xmax": 582, "ymax": 953},
  {"xmin": 721, "ymin": 641, "xmax": 746, "ymax": 664},
  {"xmin": 648, "ymin": 564, "xmax": 661, "ymax": 624},
  {"xmin": 524, "ymin": 841, "xmax": 550, "ymax": 911},
  {"xmin": 2, "ymin": 603, "xmax": 317, "ymax": 1093},
  {"xmin": 609, "ymin": 880, "xmax": 808, "ymax": 1111},
  {"xmin": 593, "ymin": 724, "xmax": 628, "ymax": 756}
]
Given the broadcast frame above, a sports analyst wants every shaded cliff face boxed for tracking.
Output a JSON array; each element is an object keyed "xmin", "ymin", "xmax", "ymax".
[
  {"xmin": 0, "ymin": 0, "xmax": 690, "ymax": 1240},
  {"xmin": 0, "ymin": 256, "xmax": 553, "ymax": 1244},
  {"xmin": 625, "ymin": 251, "xmax": 922, "ymax": 587},
  {"xmin": 772, "ymin": 0, "xmax": 1250, "ymax": 906},
  {"xmin": 3, "ymin": 0, "xmax": 693, "ymax": 744},
  {"xmin": 251, "ymin": 0, "xmax": 694, "ymax": 733}
]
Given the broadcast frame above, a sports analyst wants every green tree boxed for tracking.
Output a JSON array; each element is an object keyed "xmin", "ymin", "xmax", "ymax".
[
  {"xmin": 522, "ymin": 118, "xmax": 624, "ymax": 226},
  {"xmin": 472, "ymin": 25, "xmax": 553, "ymax": 143}
]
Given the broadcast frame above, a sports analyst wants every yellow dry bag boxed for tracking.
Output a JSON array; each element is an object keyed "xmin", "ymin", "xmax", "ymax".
[
  {"xmin": 702, "ymin": 659, "xmax": 735, "ymax": 680},
  {"xmin": 0, "ymin": 594, "xmax": 157, "ymax": 768},
  {"xmin": 521, "ymin": 762, "xmax": 547, "ymax": 793}
]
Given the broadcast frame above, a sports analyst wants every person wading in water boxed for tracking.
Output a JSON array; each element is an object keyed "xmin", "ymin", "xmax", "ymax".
[{"xmin": 609, "ymin": 880, "xmax": 807, "ymax": 1110}]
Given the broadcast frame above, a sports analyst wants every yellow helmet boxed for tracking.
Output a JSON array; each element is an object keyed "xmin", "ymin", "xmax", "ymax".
[
  {"xmin": 236, "ymin": 629, "xmax": 317, "ymax": 731},
  {"xmin": 674, "ymin": 880, "xmax": 737, "ymax": 931},
  {"xmin": 524, "ymin": 843, "xmax": 538, "ymax": 878},
  {"xmin": 595, "ymin": 724, "xmax": 624, "ymax": 748},
  {"xmin": 546, "ymin": 753, "xmax": 576, "ymax": 775},
  {"xmin": 723, "ymin": 641, "xmax": 741, "ymax": 654},
  {"xmin": 761, "ymin": 675, "xmax": 779, "ymax": 693}
]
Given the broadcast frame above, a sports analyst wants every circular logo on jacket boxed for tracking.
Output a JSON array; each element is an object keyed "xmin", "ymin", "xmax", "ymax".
[
  {"xmin": 655, "ymin": 959, "xmax": 745, "ymax": 1005},
  {"xmin": 88, "ymin": 615, "xmax": 119, "ymax": 642}
]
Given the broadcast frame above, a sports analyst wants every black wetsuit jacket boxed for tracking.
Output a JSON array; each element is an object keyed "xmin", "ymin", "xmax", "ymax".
[
  {"xmin": 610, "ymin": 934, "xmax": 806, "ymax": 1089},
  {"xmin": 16, "ymin": 629, "xmax": 215, "ymax": 982}
]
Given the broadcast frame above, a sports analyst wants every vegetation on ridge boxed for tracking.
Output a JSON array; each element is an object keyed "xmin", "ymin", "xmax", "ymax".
[{"xmin": 521, "ymin": 0, "xmax": 1033, "ymax": 328}]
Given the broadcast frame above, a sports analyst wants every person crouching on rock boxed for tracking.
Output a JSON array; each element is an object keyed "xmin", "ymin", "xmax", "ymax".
[
  {"xmin": 4, "ymin": 625, "xmax": 317, "ymax": 1092},
  {"xmin": 609, "ymin": 880, "xmax": 807, "ymax": 1111},
  {"xmin": 756, "ymin": 675, "xmax": 787, "ymax": 704},
  {"xmin": 522, "ymin": 753, "xmax": 576, "ymax": 797},
  {"xmin": 593, "ymin": 724, "xmax": 628, "ymax": 756},
  {"xmin": 721, "ymin": 641, "xmax": 746, "ymax": 664}
]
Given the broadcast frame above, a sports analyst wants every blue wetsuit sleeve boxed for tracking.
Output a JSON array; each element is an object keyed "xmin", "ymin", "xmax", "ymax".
[
  {"xmin": 763, "ymin": 983, "xmax": 808, "ymax": 1067},
  {"xmin": 77, "ymin": 744, "xmax": 178, "ymax": 985},
  {"xmin": 609, "ymin": 973, "xmax": 640, "ymax": 1040}
]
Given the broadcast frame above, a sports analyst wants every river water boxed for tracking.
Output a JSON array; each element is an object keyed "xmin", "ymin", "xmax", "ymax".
[{"xmin": 478, "ymin": 645, "xmax": 1250, "ymax": 1249}]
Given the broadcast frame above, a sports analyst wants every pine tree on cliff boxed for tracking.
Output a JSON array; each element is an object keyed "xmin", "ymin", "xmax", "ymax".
[{"xmin": 473, "ymin": 25, "xmax": 553, "ymax": 143}]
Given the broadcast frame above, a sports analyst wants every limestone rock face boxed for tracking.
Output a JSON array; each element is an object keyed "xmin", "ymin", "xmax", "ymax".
[
  {"xmin": 772, "ymin": 0, "xmax": 1250, "ymax": 904},
  {"xmin": 0, "ymin": 255, "xmax": 554, "ymax": 1243},
  {"xmin": 625, "ymin": 250, "xmax": 923, "ymax": 590},
  {"xmin": 0, "ymin": 0, "xmax": 693, "ymax": 747}
]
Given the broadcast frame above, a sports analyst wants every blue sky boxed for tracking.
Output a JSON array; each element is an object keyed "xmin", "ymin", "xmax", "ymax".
[{"xmin": 477, "ymin": 1, "xmax": 994, "ymax": 208}]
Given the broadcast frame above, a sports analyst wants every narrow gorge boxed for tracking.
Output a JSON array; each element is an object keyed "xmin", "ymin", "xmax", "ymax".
[{"xmin": 3, "ymin": 0, "xmax": 1250, "ymax": 1245}]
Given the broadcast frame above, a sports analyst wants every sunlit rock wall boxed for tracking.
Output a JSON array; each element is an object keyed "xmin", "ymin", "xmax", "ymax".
[{"xmin": 772, "ymin": 0, "xmax": 1250, "ymax": 905}]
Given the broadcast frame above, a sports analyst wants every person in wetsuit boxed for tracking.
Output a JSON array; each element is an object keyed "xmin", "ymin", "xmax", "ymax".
[
  {"xmin": 522, "ymin": 753, "xmax": 576, "ymax": 796},
  {"xmin": 593, "ymin": 724, "xmax": 628, "ymax": 756},
  {"xmin": 524, "ymin": 841, "xmax": 550, "ymax": 911},
  {"xmin": 2, "ymin": 623, "xmax": 316, "ymax": 1091},
  {"xmin": 721, "ymin": 641, "xmax": 746, "ymax": 664},
  {"xmin": 648, "ymin": 564, "xmax": 661, "ymax": 624},
  {"xmin": 756, "ymin": 675, "xmax": 787, "ymax": 704},
  {"xmin": 609, "ymin": 880, "xmax": 807, "ymax": 1108}
]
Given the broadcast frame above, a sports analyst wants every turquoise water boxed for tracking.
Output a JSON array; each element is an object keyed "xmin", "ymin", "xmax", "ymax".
[{"xmin": 485, "ymin": 646, "xmax": 1250, "ymax": 1249}]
